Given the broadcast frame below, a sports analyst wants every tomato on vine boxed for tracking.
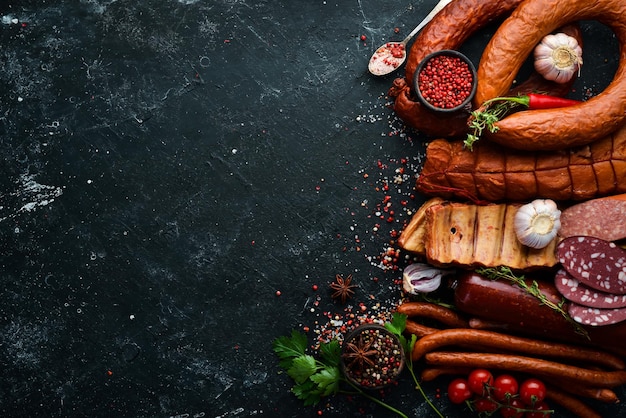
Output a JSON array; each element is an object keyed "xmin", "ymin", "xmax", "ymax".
[
  {"xmin": 524, "ymin": 400, "xmax": 552, "ymax": 418},
  {"xmin": 448, "ymin": 378, "xmax": 473, "ymax": 404},
  {"xmin": 472, "ymin": 397, "xmax": 498, "ymax": 413},
  {"xmin": 500, "ymin": 398, "xmax": 525, "ymax": 418},
  {"xmin": 519, "ymin": 378, "xmax": 547, "ymax": 406},
  {"xmin": 493, "ymin": 374, "xmax": 519, "ymax": 402},
  {"xmin": 468, "ymin": 368, "xmax": 494, "ymax": 397}
]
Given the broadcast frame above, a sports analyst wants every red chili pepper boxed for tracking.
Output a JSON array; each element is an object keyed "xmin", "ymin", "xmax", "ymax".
[
  {"xmin": 465, "ymin": 93, "xmax": 581, "ymax": 150},
  {"xmin": 484, "ymin": 93, "xmax": 580, "ymax": 110}
]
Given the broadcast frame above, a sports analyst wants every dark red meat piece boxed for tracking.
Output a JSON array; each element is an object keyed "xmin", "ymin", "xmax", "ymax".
[
  {"xmin": 568, "ymin": 302, "xmax": 626, "ymax": 326},
  {"xmin": 557, "ymin": 236, "xmax": 626, "ymax": 295},
  {"xmin": 554, "ymin": 268, "xmax": 626, "ymax": 308},
  {"xmin": 559, "ymin": 198, "xmax": 626, "ymax": 241}
]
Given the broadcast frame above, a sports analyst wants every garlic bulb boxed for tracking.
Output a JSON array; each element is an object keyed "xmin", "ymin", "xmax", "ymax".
[
  {"xmin": 514, "ymin": 199, "xmax": 561, "ymax": 249},
  {"xmin": 534, "ymin": 33, "xmax": 583, "ymax": 83},
  {"xmin": 402, "ymin": 263, "xmax": 453, "ymax": 295}
]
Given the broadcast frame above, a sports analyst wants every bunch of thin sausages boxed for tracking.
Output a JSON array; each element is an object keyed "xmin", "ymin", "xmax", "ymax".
[{"xmin": 397, "ymin": 301, "xmax": 626, "ymax": 417}]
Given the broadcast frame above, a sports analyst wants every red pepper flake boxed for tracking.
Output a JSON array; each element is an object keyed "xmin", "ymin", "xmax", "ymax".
[
  {"xmin": 360, "ymin": 34, "xmax": 367, "ymax": 41},
  {"xmin": 312, "ymin": 284, "xmax": 318, "ymax": 291},
  {"xmin": 275, "ymin": 290, "xmax": 282, "ymax": 297}
]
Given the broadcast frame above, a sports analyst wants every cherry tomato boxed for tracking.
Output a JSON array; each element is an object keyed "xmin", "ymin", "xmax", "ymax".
[
  {"xmin": 524, "ymin": 400, "xmax": 552, "ymax": 418},
  {"xmin": 472, "ymin": 397, "xmax": 498, "ymax": 413},
  {"xmin": 493, "ymin": 374, "xmax": 519, "ymax": 402},
  {"xmin": 447, "ymin": 378, "xmax": 472, "ymax": 404},
  {"xmin": 519, "ymin": 378, "xmax": 547, "ymax": 406},
  {"xmin": 500, "ymin": 398, "xmax": 525, "ymax": 418},
  {"xmin": 467, "ymin": 368, "xmax": 494, "ymax": 397}
]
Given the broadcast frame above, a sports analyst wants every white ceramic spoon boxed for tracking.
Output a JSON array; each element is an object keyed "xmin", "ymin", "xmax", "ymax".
[{"xmin": 368, "ymin": 0, "xmax": 453, "ymax": 76}]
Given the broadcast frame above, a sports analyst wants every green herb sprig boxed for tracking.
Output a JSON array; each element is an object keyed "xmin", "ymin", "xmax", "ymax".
[
  {"xmin": 272, "ymin": 328, "xmax": 409, "ymax": 417},
  {"xmin": 273, "ymin": 313, "xmax": 446, "ymax": 418},
  {"xmin": 464, "ymin": 100, "xmax": 518, "ymax": 151},
  {"xmin": 385, "ymin": 313, "xmax": 445, "ymax": 418},
  {"xmin": 476, "ymin": 266, "xmax": 589, "ymax": 339}
]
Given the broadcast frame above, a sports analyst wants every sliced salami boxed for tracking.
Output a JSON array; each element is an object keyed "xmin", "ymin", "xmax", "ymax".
[
  {"xmin": 568, "ymin": 302, "xmax": 626, "ymax": 326},
  {"xmin": 557, "ymin": 236, "xmax": 626, "ymax": 295},
  {"xmin": 554, "ymin": 268, "xmax": 626, "ymax": 308},
  {"xmin": 559, "ymin": 197, "xmax": 626, "ymax": 241}
]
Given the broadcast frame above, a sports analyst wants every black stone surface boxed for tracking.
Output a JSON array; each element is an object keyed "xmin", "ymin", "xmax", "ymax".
[{"xmin": 1, "ymin": 1, "xmax": 623, "ymax": 417}]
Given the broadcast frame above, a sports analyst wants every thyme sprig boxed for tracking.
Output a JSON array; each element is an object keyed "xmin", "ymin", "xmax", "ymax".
[
  {"xmin": 464, "ymin": 99, "xmax": 519, "ymax": 151},
  {"xmin": 476, "ymin": 266, "xmax": 589, "ymax": 339}
]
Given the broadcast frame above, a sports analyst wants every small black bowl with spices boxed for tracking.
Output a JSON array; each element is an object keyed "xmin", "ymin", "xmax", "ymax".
[
  {"xmin": 340, "ymin": 323, "xmax": 406, "ymax": 390},
  {"xmin": 413, "ymin": 49, "xmax": 477, "ymax": 113}
]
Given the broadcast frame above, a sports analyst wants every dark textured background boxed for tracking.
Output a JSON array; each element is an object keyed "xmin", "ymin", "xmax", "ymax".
[{"xmin": 0, "ymin": 1, "xmax": 623, "ymax": 417}]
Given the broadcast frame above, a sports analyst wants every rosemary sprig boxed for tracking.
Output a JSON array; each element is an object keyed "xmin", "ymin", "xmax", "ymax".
[
  {"xmin": 464, "ymin": 100, "xmax": 518, "ymax": 151},
  {"xmin": 476, "ymin": 266, "xmax": 589, "ymax": 339}
]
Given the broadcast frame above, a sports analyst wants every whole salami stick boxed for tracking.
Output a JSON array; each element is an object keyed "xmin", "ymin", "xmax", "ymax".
[
  {"xmin": 412, "ymin": 328, "xmax": 625, "ymax": 370},
  {"xmin": 424, "ymin": 352, "xmax": 626, "ymax": 387}
]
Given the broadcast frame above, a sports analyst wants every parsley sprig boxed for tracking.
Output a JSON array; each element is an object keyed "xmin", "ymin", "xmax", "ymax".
[
  {"xmin": 273, "ymin": 314, "xmax": 445, "ymax": 418},
  {"xmin": 272, "ymin": 330, "xmax": 342, "ymax": 406},
  {"xmin": 476, "ymin": 266, "xmax": 589, "ymax": 339}
]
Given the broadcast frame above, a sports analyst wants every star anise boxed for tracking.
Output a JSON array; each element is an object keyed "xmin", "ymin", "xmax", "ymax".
[
  {"xmin": 329, "ymin": 274, "xmax": 356, "ymax": 303},
  {"xmin": 342, "ymin": 333, "xmax": 378, "ymax": 372}
]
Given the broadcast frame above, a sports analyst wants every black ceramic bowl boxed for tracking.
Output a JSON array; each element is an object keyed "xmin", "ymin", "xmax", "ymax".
[
  {"xmin": 413, "ymin": 49, "xmax": 477, "ymax": 113},
  {"xmin": 340, "ymin": 323, "xmax": 405, "ymax": 390}
]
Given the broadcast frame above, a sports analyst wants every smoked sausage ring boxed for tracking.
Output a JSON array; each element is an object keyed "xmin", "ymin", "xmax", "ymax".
[
  {"xmin": 475, "ymin": 0, "xmax": 626, "ymax": 151},
  {"xmin": 389, "ymin": 0, "xmax": 581, "ymax": 138},
  {"xmin": 390, "ymin": 0, "xmax": 522, "ymax": 138}
]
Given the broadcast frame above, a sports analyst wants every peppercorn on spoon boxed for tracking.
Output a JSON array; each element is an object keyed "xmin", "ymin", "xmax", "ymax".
[{"xmin": 368, "ymin": 0, "xmax": 453, "ymax": 76}]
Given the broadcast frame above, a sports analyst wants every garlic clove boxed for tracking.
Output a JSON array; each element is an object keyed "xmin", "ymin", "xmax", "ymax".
[
  {"xmin": 514, "ymin": 199, "xmax": 561, "ymax": 249},
  {"xmin": 402, "ymin": 263, "xmax": 453, "ymax": 294},
  {"xmin": 533, "ymin": 33, "xmax": 583, "ymax": 84}
]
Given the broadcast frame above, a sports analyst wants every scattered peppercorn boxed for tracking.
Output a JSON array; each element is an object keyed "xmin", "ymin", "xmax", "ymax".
[{"xmin": 418, "ymin": 54, "xmax": 474, "ymax": 109}]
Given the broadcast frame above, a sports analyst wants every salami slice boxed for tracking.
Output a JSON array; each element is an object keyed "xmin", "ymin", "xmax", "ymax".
[
  {"xmin": 554, "ymin": 268, "xmax": 626, "ymax": 308},
  {"xmin": 557, "ymin": 236, "xmax": 626, "ymax": 295},
  {"xmin": 559, "ymin": 197, "xmax": 626, "ymax": 241},
  {"xmin": 568, "ymin": 302, "xmax": 626, "ymax": 326}
]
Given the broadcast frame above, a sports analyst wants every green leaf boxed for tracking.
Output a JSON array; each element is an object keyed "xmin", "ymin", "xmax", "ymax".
[
  {"xmin": 319, "ymin": 340, "xmax": 341, "ymax": 367},
  {"xmin": 385, "ymin": 312, "xmax": 407, "ymax": 337},
  {"xmin": 287, "ymin": 355, "xmax": 317, "ymax": 383},
  {"xmin": 273, "ymin": 330, "xmax": 308, "ymax": 361},
  {"xmin": 292, "ymin": 380, "xmax": 322, "ymax": 406},
  {"xmin": 310, "ymin": 366, "xmax": 341, "ymax": 397}
]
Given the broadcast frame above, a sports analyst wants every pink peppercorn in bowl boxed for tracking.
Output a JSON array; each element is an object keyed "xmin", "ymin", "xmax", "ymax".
[{"xmin": 413, "ymin": 49, "xmax": 477, "ymax": 113}]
